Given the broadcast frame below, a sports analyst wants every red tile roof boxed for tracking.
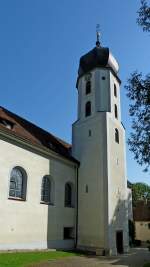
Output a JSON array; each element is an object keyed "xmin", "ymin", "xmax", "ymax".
[{"xmin": 0, "ymin": 106, "xmax": 78, "ymax": 164}]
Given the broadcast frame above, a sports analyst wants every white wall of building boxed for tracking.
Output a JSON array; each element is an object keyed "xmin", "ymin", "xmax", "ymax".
[
  {"xmin": 72, "ymin": 113, "xmax": 108, "ymax": 250},
  {"xmin": 135, "ymin": 222, "xmax": 150, "ymax": 242},
  {"xmin": 0, "ymin": 135, "xmax": 77, "ymax": 250},
  {"xmin": 106, "ymin": 72, "xmax": 129, "ymax": 254},
  {"xmin": 73, "ymin": 67, "xmax": 129, "ymax": 255}
]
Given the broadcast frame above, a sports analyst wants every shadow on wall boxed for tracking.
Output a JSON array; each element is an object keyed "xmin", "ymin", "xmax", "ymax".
[
  {"xmin": 45, "ymin": 158, "xmax": 133, "ymax": 254},
  {"xmin": 108, "ymin": 190, "xmax": 130, "ymax": 255},
  {"xmin": 46, "ymin": 158, "xmax": 75, "ymax": 250}
]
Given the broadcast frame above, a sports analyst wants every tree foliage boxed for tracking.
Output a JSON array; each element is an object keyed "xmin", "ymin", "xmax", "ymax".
[
  {"xmin": 137, "ymin": 0, "xmax": 150, "ymax": 32},
  {"xmin": 125, "ymin": 72, "xmax": 150, "ymax": 171},
  {"xmin": 125, "ymin": 1, "xmax": 150, "ymax": 171},
  {"xmin": 132, "ymin": 182, "xmax": 150, "ymax": 203}
]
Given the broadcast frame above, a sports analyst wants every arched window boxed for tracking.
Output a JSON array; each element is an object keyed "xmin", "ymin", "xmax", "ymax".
[
  {"xmin": 41, "ymin": 176, "xmax": 54, "ymax": 204},
  {"xmin": 115, "ymin": 128, "xmax": 119, "ymax": 143},
  {"xmin": 9, "ymin": 167, "xmax": 27, "ymax": 200},
  {"xmin": 85, "ymin": 101, "xmax": 91, "ymax": 117},
  {"xmin": 65, "ymin": 182, "xmax": 74, "ymax": 207},
  {"xmin": 114, "ymin": 104, "xmax": 118, "ymax": 119},
  {"xmin": 86, "ymin": 81, "xmax": 91, "ymax": 95},
  {"xmin": 114, "ymin": 84, "xmax": 117, "ymax": 97}
]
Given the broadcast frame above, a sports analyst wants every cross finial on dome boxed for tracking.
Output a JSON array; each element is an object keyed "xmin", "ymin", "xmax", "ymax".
[{"xmin": 96, "ymin": 24, "xmax": 101, "ymax": 47}]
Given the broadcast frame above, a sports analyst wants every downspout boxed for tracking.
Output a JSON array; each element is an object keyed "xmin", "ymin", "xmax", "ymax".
[{"xmin": 75, "ymin": 166, "xmax": 79, "ymax": 248}]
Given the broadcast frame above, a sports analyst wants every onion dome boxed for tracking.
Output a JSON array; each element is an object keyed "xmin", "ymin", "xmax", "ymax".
[{"xmin": 78, "ymin": 45, "xmax": 119, "ymax": 79}]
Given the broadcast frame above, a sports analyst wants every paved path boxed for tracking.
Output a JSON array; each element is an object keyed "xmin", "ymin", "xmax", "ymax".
[{"xmin": 30, "ymin": 248, "xmax": 150, "ymax": 267}]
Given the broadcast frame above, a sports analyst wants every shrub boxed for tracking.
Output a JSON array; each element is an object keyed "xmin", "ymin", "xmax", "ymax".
[
  {"xmin": 128, "ymin": 220, "xmax": 135, "ymax": 245},
  {"xmin": 134, "ymin": 239, "xmax": 141, "ymax": 246}
]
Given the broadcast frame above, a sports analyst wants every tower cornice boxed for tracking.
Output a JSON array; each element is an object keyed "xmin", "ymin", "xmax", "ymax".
[{"xmin": 76, "ymin": 67, "xmax": 121, "ymax": 89}]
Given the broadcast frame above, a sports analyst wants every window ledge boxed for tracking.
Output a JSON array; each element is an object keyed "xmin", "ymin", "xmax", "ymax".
[
  {"xmin": 65, "ymin": 205, "xmax": 74, "ymax": 209},
  {"xmin": 40, "ymin": 201, "xmax": 54, "ymax": 206},
  {"xmin": 8, "ymin": 197, "xmax": 26, "ymax": 202}
]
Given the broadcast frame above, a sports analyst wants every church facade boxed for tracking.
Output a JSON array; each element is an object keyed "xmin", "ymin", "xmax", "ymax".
[{"xmin": 0, "ymin": 39, "xmax": 130, "ymax": 255}]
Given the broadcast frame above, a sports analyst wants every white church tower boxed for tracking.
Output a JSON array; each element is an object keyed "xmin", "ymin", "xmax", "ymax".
[{"xmin": 72, "ymin": 31, "xmax": 129, "ymax": 255}]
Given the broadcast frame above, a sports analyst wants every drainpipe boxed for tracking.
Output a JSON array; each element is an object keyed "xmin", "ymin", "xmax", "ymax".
[{"xmin": 75, "ymin": 166, "xmax": 79, "ymax": 249}]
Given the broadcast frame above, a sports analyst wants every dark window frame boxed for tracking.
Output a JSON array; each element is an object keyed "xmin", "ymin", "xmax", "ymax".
[
  {"xmin": 88, "ymin": 130, "xmax": 92, "ymax": 137},
  {"xmin": 63, "ymin": 227, "xmax": 74, "ymax": 240},
  {"xmin": 86, "ymin": 81, "xmax": 91, "ymax": 95},
  {"xmin": 115, "ymin": 128, "xmax": 119, "ymax": 143},
  {"xmin": 9, "ymin": 167, "xmax": 27, "ymax": 201},
  {"xmin": 85, "ymin": 101, "xmax": 91, "ymax": 117},
  {"xmin": 41, "ymin": 176, "xmax": 51, "ymax": 203},
  {"xmin": 41, "ymin": 175, "xmax": 54, "ymax": 205},
  {"xmin": 114, "ymin": 84, "xmax": 117, "ymax": 97},
  {"xmin": 85, "ymin": 184, "xmax": 88, "ymax": 193},
  {"xmin": 65, "ymin": 182, "xmax": 74, "ymax": 208},
  {"xmin": 115, "ymin": 104, "xmax": 118, "ymax": 119}
]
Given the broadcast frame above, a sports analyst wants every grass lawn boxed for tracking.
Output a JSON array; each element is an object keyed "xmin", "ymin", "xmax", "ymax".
[
  {"xmin": 143, "ymin": 264, "xmax": 150, "ymax": 267},
  {"xmin": 0, "ymin": 251, "xmax": 77, "ymax": 267}
]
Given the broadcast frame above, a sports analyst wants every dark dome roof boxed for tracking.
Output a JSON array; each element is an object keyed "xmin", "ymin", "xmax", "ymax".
[{"xmin": 78, "ymin": 45, "xmax": 119, "ymax": 79}]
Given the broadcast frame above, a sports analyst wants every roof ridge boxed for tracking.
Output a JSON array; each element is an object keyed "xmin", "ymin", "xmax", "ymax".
[{"xmin": 0, "ymin": 106, "xmax": 71, "ymax": 149}]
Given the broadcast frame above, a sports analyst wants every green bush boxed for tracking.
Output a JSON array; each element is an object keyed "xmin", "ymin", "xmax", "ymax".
[
  {"xmin": 128, "ymin": 220, "xmax": 135, "ymax": 245},
  {"xmin": 134, "ymin": 239, "xmax": 141, "ymax": 246}
]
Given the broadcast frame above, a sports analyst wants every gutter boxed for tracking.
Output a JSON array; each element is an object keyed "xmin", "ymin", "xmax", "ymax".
[
  {"xmin": 0, "ymin": 127, "xmax": 79, "ymax": 167},
  {"xmin": 75, "ymin": 166, "xmax": 79, "ymax": 248}
]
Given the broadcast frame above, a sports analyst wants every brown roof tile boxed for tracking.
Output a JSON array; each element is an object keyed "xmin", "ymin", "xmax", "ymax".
[
  {"xmin": 133, "ymin": 200, "xmax": 150, "ymax": 221},
  {"xmin": 0, "ymin": 106, "xmax": 78, "ymax": 164}
]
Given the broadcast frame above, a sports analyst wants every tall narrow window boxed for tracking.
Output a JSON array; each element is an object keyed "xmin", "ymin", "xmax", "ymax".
[
  {"xmin": 9, "ymin": 167, "xmax": 27, "ymax": 200},
  {"xmin": 86, "ymin": 81, "xmax": 91, "ymax": 95},
  {"xmin": 41, "ymin": 176, "xmax": 54, "ymax": 204},
  {"xmin": 88, "ymin": 129, "xmax": 92, "ymax": 137},
  {"xmin": 114, "ymin": 104, "xmax": 118, "ymax": 119},
  {"xmin": 115, "ymin": 128, "xmax": 119, "ymax": 143},
  {"xmin": 85, "ymin": 184, "xmax": 88, "ymax": 193},
  {"xmin": 85, "ymin": 101, "xmax": 91, "ymax": 117},
  {"xmin": 41, "ymin": 176, "xmax": 50, "ymax": 203},
  {"xmin": 114, "ymin": 84, "xmax": 117, "ymax": 97},
  {"xmin": 65, "ymin": 182, "xmax": 74, "ymax": 207}
]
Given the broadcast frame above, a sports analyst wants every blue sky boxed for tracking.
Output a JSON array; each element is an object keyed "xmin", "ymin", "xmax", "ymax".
[{"xmin": 0, "ymin": 0, "xmax": 149, "ymax": 184}]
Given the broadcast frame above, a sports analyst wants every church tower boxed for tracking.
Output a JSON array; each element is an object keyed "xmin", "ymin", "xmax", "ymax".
[{"xmin": 72, "ymin": 33, "xmax": 129, "ymax": 255}]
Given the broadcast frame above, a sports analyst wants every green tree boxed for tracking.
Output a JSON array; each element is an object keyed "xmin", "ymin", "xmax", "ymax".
[
  {"xmin": 125, "ymin": 0, "xmax": 150, "ymax": 171},
  {"xmin": 132, "ymin": 182, "xmax": 150, "ymax": 204},
  {"xmin": 125, "ymin": 73, "xmax": 150, "ymax": 171},
  {"xmin": 137, "ymin": 0, "xmax": 150, "ymax": 32}
]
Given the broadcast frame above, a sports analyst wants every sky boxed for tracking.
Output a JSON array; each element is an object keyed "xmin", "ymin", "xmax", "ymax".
[{"xmin": 0, "ymin": 0, "xmax": 149, "ymax": 185}]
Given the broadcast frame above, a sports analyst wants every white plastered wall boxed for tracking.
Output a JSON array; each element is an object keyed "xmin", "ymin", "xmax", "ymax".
[
  {"xmin": 73, "ymin": 69, "xmax": 110, "ymax": 250},
  {"xmin": 0, "ymin": 136, "xmax": 76, "ymax": 250},
  {"xmin": 135, "ymin": 222, "xmax": 150, "ymax": 242},
  {"xmin": 73, "ymin": 68, "xmax": 129, "ymax": 255},
  {"xmin": 106, "ymin": 72, "xmax": 129, "ymax": 255},
  {"xmin": 72, "ymin": 113, "xmax": 108, "ymax": 250}
]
